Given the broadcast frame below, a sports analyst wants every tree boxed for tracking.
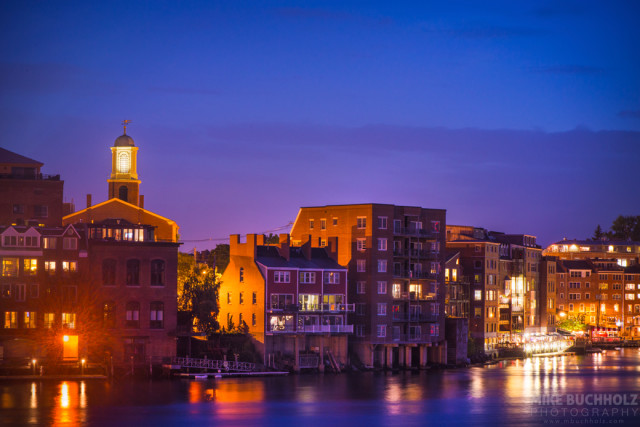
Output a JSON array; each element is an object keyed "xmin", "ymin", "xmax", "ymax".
[
  {"xmin": 210, "ymin": 244, "xmax": 230, "ymax": 274},
  {"xmin": 593, "ymin": 224, "xmax": 605, "ymax": 240},
  {"xmin": 557, "ymin": 316, "xmax": 587, "ymax": 332},
  {"xmin": 609, "ymin": 215, "xmax": 640, "ymax": 241},
  {"xmin": 264, "ymin": 233, "xmax": 280, "ymax": 244},
  {"xmin": 178, "ymin": 263, "xmax": 221, "ymax": 336}
]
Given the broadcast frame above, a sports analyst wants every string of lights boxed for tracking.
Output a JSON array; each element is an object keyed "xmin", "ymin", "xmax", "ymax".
[{"xmin": 178, "ymin": 221, "xmax": 294, "ymax": 243}]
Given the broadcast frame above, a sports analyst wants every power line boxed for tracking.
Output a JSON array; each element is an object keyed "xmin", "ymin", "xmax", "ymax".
[{"xmin": 178, "ymin": 221, "xmax": 294, "ymax": 243}]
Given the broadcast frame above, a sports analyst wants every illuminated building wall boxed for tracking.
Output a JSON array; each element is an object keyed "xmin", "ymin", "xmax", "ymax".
[{"xmin": 291, "ymin": 204, "xmax": 447, "ymax": 368}]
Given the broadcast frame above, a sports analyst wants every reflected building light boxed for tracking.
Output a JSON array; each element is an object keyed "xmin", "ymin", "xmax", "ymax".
[
  {"xmin": 60, "ymin": 382, "xmax": 70, "ymax": 408},
  {"xmin": 80, "ymin": 381, "xmax": 86, "ymax": 408},
  {"xmin": 30, "ymin": 382, "xmax": 37, "ymax": 409}
]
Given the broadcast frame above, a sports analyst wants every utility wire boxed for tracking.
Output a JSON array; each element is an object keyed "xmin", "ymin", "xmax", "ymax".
[{"xmin": 178, "ymin": 221, "xmax": 294, "ymax": 243}]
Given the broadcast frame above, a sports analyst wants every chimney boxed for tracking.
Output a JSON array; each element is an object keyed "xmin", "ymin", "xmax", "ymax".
[
  {"xmin": 139, "ymin": 195, "xmax": 144, "ymax": 209},
  {"xmin": 229, "ymin": 234, "xmax": 241, "ymax": 256},
  {"xmin": 278, "ymin": 234, "xmax": 290, "ymax": 261},
  {"xmin": 301, "ymin": 234, "xmax": 312, "ymax": 260},
  {"xmin": 86, "ymin": 194, "xmax": 92, "ymax": 209},
  {"xmin": 327, "ymin": 236, "xmax": 339, "ymax": 262}
]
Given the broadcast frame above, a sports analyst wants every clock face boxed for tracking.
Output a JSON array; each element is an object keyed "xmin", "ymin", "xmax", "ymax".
[{"xmin": 118, "ymin": 152, "xmax": 130, "ymax": 173}]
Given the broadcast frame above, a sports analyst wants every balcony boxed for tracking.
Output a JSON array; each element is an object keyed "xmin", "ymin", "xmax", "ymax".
[
  {"xmin": 297, "ymin": 324, "xmax": 354, "ymax": 334},
  {"xmin": 391, "ymin": 313, "xmax": 439, "ymax": 322},
  {"xmin": 392, "ymin": 270, "xmax": 438, "ymax": 280},
  {"xmin": 392, "ymin": 291, "xmax": 438, "ymax": 301},
  {"xmin": 392, "ymin": 249, "xmax": 439, "ymax": 259},
  {"xmin": 393, "ymin": 227, "xmax": 437, "ymax": 239},
  {"xmin": 268, "ymin": 304, "xmax": 299, "ymax": 313},
  {"xmin": 298, "ymin": 303, "xmax": 355, "ymax": 313},
  {"xmin": 372, "ymin": 333, "xmax": 440, "ymax": 344}
]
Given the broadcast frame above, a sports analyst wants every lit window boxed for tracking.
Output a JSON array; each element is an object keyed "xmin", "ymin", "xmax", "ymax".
[
  {"xmin": 474, "ymin": 290, "xmax": 482, "ymax": 301},
  {"xmin": 62, "ymin": 312, "xmax": 76, "ymax": 329}
]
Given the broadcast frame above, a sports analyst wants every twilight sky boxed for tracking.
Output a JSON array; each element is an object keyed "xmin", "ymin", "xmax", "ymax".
[{"xmin": 1, "ymin": 1, "xmax": 639, "ymax": 250}]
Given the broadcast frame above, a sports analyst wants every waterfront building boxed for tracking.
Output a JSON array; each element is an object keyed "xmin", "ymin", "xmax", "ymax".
[
  {"xmin": 543, "ymin": 239, "xmax": 640, "ymax": 267},
  {"xmin": 445, "ymin": 251, "xmax": 469, "ymax": 319},
  {"xmin": 446, "ymin": 226, "xmax": 542, "ymax": 355},
  {"xmin": 219, "ymin": 233, "xmax": 351, "ymax": 371},
  {"xmin": 538, "ymin": 256, "xmax": 558, "ymax": 333},
  {"xmin": 62, "ymin": 129, "xmax": 180, "ymax": 365},
  {"xmin": 290, "ymin": 204, "xmax": 447, "ymax": 368},
  {"xmin": 0, "ymin": 147, "xmax": 64, "ymax": 227},
  {"xmin": 0, "ymin": 223, "xmax": 84, "ymax": 360}
]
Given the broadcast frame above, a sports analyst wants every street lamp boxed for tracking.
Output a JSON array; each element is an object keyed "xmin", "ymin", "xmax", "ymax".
[
  {"xmin": 32, "ymin": 359, "xmax": 37, "ymax": 375},
  {"xmin": 81, "ymin": 358, "xmax": 86, "ymax": 375}
]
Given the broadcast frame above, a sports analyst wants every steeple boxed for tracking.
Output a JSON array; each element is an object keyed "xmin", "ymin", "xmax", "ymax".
[{"xmin": 107, "ymin": 121, "xmax": 140, "ymax": 205}]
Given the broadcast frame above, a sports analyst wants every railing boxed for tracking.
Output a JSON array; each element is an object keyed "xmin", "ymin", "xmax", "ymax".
[
  {"xmin": 0, "ymin": 173, "xmax": 61, "ymax": 181},
  {"xmin": 297, "ymin": 303, "xmax": 355, "ymax": 313},
  {"xmin": 372, "ymin": 333, "xmax": 440, "ymax": 344},
  {"xmin": 392, "ymin": 270, "xmax": 439, "ymax": 280},
  {"xmin": 299, "ymin": 355, "xmax": 320, "ymax": 369},
  {"xmin": 269, "ymin": 304, "xmax": 300, "ymax": 312},
  {"xmin": 392, "ymin": 313, "xmax": 439, "ymax": 322},
  {"xmin": 393, "ymin": 227, "xmax": 437, "ymax": 238},
  {"xmin": 392, "ymin": 291, "xmax": 437, "ymax": 301},
  {"xmin": 393, "ymin": 249, "xmax": 439, "ymax": 259},
  {"xmin": 268, "ymin": 324, "xmax": 354, "ymax": 334},
  {"xmin": 298, "ymin": 324, "xmax": 354, "ymax": 333},
  {"xmin": 173, "ymin": 357, "xmax": 256, "ymax": 372}
]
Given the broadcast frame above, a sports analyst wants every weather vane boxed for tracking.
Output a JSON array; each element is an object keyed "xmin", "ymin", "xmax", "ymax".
[{"xmin": 121, "ymin": 119, "xmax": 132, "ymax": 134}]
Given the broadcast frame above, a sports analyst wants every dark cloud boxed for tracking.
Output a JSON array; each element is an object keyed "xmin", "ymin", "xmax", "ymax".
[
  {"xmin": 528, "ymin": 65, "xmax": 605, "ymax": 75},
  {"xmin": 617, "ymin": 110, "xmax": 640, "ymax": 120}
]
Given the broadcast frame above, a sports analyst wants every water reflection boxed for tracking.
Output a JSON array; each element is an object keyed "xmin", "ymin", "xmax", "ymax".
[{"xmin": 1, "ymin": 350, "xmax": 639, "ymax": 425}]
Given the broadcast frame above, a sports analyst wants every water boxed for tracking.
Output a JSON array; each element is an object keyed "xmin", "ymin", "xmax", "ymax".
[{"xmin": 2, "ymin": 349, "xmax": 640, "ymax": 426}]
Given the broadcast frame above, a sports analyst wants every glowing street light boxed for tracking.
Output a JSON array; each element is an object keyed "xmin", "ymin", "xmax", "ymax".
[{"xmin": 63, "ymin": 335, "xmax": 69, "ymax": 342}]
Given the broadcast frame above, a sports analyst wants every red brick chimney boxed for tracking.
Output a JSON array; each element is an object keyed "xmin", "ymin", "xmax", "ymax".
[
  {"xmin": 86, "ymin": 194, "xmax": 92, "ymax": 209},
  {"xmin": 327, "ymin": 236, "xmax": 339, "ymax": 262},
  {"xmin": 301, "ymin": 234, "xmax": 312, "ymax": 260},
  {"xmin": 139, "ymin": 195, "xmax": 144, "ymax": 209},
  {"xmin": 278, "ymin": 234, "xmax": 290, "ymax": 261}
]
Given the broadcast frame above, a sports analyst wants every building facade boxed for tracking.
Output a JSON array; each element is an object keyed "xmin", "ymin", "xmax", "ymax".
[
  {"xmin": 290, "ymin": 204, "xmax": 447, "ymax": 368},
  {"xmin": 219, "ymin": 234, "xmax": 351, "ymax": 371},
  {"xmin": 0, "ymin": 147, "xmax": 64, "ymax": 228}
]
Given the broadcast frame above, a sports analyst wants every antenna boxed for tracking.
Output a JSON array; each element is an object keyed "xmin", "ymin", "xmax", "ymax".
[{"xmin": 121, "ymin": 119, "xmax": 132, "ymax": 134}]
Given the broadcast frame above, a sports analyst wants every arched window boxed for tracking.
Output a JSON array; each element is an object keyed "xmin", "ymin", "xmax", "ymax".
[
  {"xmin": 126, "ymin": 259, "xmax": 140, "ymax": 285},
  {"xmin": 119, "ymin": 185, "xmax": 128, "ymax": 202},
  {"xmin": 125, "ymin": 301, "xmax": 140, "ymax": 328},
  {"xmin": 150, "ymin": 260, "xmax": 165, "ymax": 286},
  {"xmin": 103, "ymin": 301, "xmax": 116, "ymax": 328},
  {"xmin": 150, "ymin": 302, "xmax": 164, "ymax": 329},
  {"xmin": 102, "ymin": 259, "xmax": 117, "ymax": 286},
  {"xmin": 118, "ymin": 152, "xmax": 130, "ymax": 173}
]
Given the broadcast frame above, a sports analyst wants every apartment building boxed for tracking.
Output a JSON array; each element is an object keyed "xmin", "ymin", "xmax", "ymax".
[
  {"xmin": 291, "ymin": 204, "xmax": 447, "ymax": 368},
  {"xmin": 219, "ymin": 234, "xmax": 351, "ymax": 371},
  {"xmin": 538, "ymin": 256, "xmax": 558, "ymax": 333},
  {"xmin": 544, "ymin": 239, "xmax": 640, "ymax": 267},
  {"xmin": 447, "ymin": 226, "xmax": 542, "ymax": 355},
  {"xmin": 0, "ymin": 148, "xmax": 64, "ymax": 227}
]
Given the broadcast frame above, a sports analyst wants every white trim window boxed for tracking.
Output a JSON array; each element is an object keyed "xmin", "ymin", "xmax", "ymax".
[
  {"xmin": 324, "ymin": 272, "xmax": 341, "ymax": 284},
  {"xmin": 377, "ymin": 216, "xmax": 388, "ymax": 229},
  {"xmin": 377, "ymin": 281, "xmax": 387, "ymax": 294},
  {"xmin": 377, "ymin": 324, "xmax": 386, "ymax": 338},
  {"xmin": 377, "ymin": 303, "xmax": 387, "ymax": 316},
  {"xmin": 377, "ymin": 259, "xmax": 387, "ymax": 273},
  {"xmin": 299, "ymin": 272, "xmax": 316, "ymax": 284},
  {"xmin": 274, "ymin": 271, "xmax": 291, "ymax": 283},
  {"xmin": 357, "ymin": 281, "xmax": 366, "ymax": 294},
  {"xmin": 357, "ymin": 260, "xmax": 366, "ymax": 272},
  {"xmin": 357, "ymin": 238, "xmax": 366, "ymax": 251},
  {"xmin": 357, "ymin": 217, "xmax": 367, "ymax": 229},
  {"xmin": 378, "ymin": 238, "xmax": 387, "ymax": 251}
]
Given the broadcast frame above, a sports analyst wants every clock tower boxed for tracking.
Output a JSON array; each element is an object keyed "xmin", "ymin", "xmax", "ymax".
[{"xmin": 107, "ymin": 121, "xmax": 140, "ymax": 206}]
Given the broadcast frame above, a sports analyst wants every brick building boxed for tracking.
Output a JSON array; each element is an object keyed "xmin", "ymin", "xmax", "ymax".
[
  {"xmin": 544, "ymin": 239, "xmax": 640, "ymax": 267},
  {"xmin": 219, "ymin": 234, "xmax": 351, "ymax": 371},
  {"xmin": 290, "ymin": 204, "xmax": 447, "ymax": 368},
  {"xmin": 0, "ymin": 147, "xmax": 64, "ymax": 227},
  {"xmin": 447, "ymin": 226, "xmax": 542, "ymax": 355}
]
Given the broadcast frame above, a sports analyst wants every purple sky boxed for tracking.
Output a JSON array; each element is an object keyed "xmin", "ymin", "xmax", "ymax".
[{"xmin": 1, "ymin": 1, "xmax": 639, "ymax": 250}]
